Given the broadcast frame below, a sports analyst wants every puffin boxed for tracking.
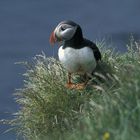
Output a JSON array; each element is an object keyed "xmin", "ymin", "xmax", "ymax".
[{"xmin": 50, "ymin": 20, "xmax": 101, "ymax": 89}]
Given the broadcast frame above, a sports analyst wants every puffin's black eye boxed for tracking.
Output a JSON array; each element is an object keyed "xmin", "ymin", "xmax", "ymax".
[{"xmin": 61, "ymin": 26, "xmax": 65, "ymax": 31}]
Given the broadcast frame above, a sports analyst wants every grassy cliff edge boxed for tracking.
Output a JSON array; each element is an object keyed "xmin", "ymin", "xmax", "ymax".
[{"xmin": 3, "ymin": 39, "xmax": 140, "ymax": 140}]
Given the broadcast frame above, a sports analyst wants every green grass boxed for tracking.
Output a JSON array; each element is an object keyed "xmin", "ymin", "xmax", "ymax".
[{"xmin": 3, "ymin": 37, "xmax": 140, "ymax": 140}]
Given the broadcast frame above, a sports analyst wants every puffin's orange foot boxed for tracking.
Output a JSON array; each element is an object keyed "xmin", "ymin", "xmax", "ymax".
[
  {"xmin": 75, "ymin": 83, "xmax": 86, "ymax": 90},
  {"xmin": 65, "ymin": 83, "xmax": 85, "ymax": 90},
  {"xmin": 65, "ymin": 83, "xmax": 76, "ymax": 89}
]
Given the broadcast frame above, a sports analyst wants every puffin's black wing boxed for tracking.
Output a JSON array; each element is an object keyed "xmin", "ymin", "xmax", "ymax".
[
  {"xmin": 83, "ymin": 39, "xmax": 101, "ymax": 61},
  {"xmin": 90, "ymin": 42, "xmax": 101, "ymax": 61}
]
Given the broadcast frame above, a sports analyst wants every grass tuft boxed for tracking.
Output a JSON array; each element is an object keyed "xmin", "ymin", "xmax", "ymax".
[{"xmin": 2, "ymin": 39, "xmax": 140, "ymax": 140}]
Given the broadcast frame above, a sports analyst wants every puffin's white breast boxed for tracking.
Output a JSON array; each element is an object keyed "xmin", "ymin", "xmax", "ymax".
[{"xmin": 58, "ymin": 46, "xmax": 96, "ymax": 74}]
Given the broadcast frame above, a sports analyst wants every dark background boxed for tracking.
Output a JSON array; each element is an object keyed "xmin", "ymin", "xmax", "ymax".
[{"xmin": 0, "ymin": 0, "xmax": 140, "ymax": 139}]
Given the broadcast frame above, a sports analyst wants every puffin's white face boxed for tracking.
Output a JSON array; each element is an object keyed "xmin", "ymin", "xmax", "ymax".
[
  {"xmin": 50, "ymin": 22, "xmax": 77, "ymax": 44},
  {"xmin": 55, "ymin": 23, "xmax": 77, "ymax": 41}
]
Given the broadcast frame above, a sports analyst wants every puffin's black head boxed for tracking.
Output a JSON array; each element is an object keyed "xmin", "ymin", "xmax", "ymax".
[{"xmin": 50, "ymin": 20, "xmax": 83, "ymax": 45}]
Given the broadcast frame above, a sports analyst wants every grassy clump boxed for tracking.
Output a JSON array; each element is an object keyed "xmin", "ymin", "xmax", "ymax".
[{"xmin": 6, "ymin": 38, "xmax": 140, "ymax": 140}]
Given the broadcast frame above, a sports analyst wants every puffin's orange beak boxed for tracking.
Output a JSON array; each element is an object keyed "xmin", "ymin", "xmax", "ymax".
[{"xmin": 49, "ymin": 31, "xmax": 56, "ymax": 45}]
